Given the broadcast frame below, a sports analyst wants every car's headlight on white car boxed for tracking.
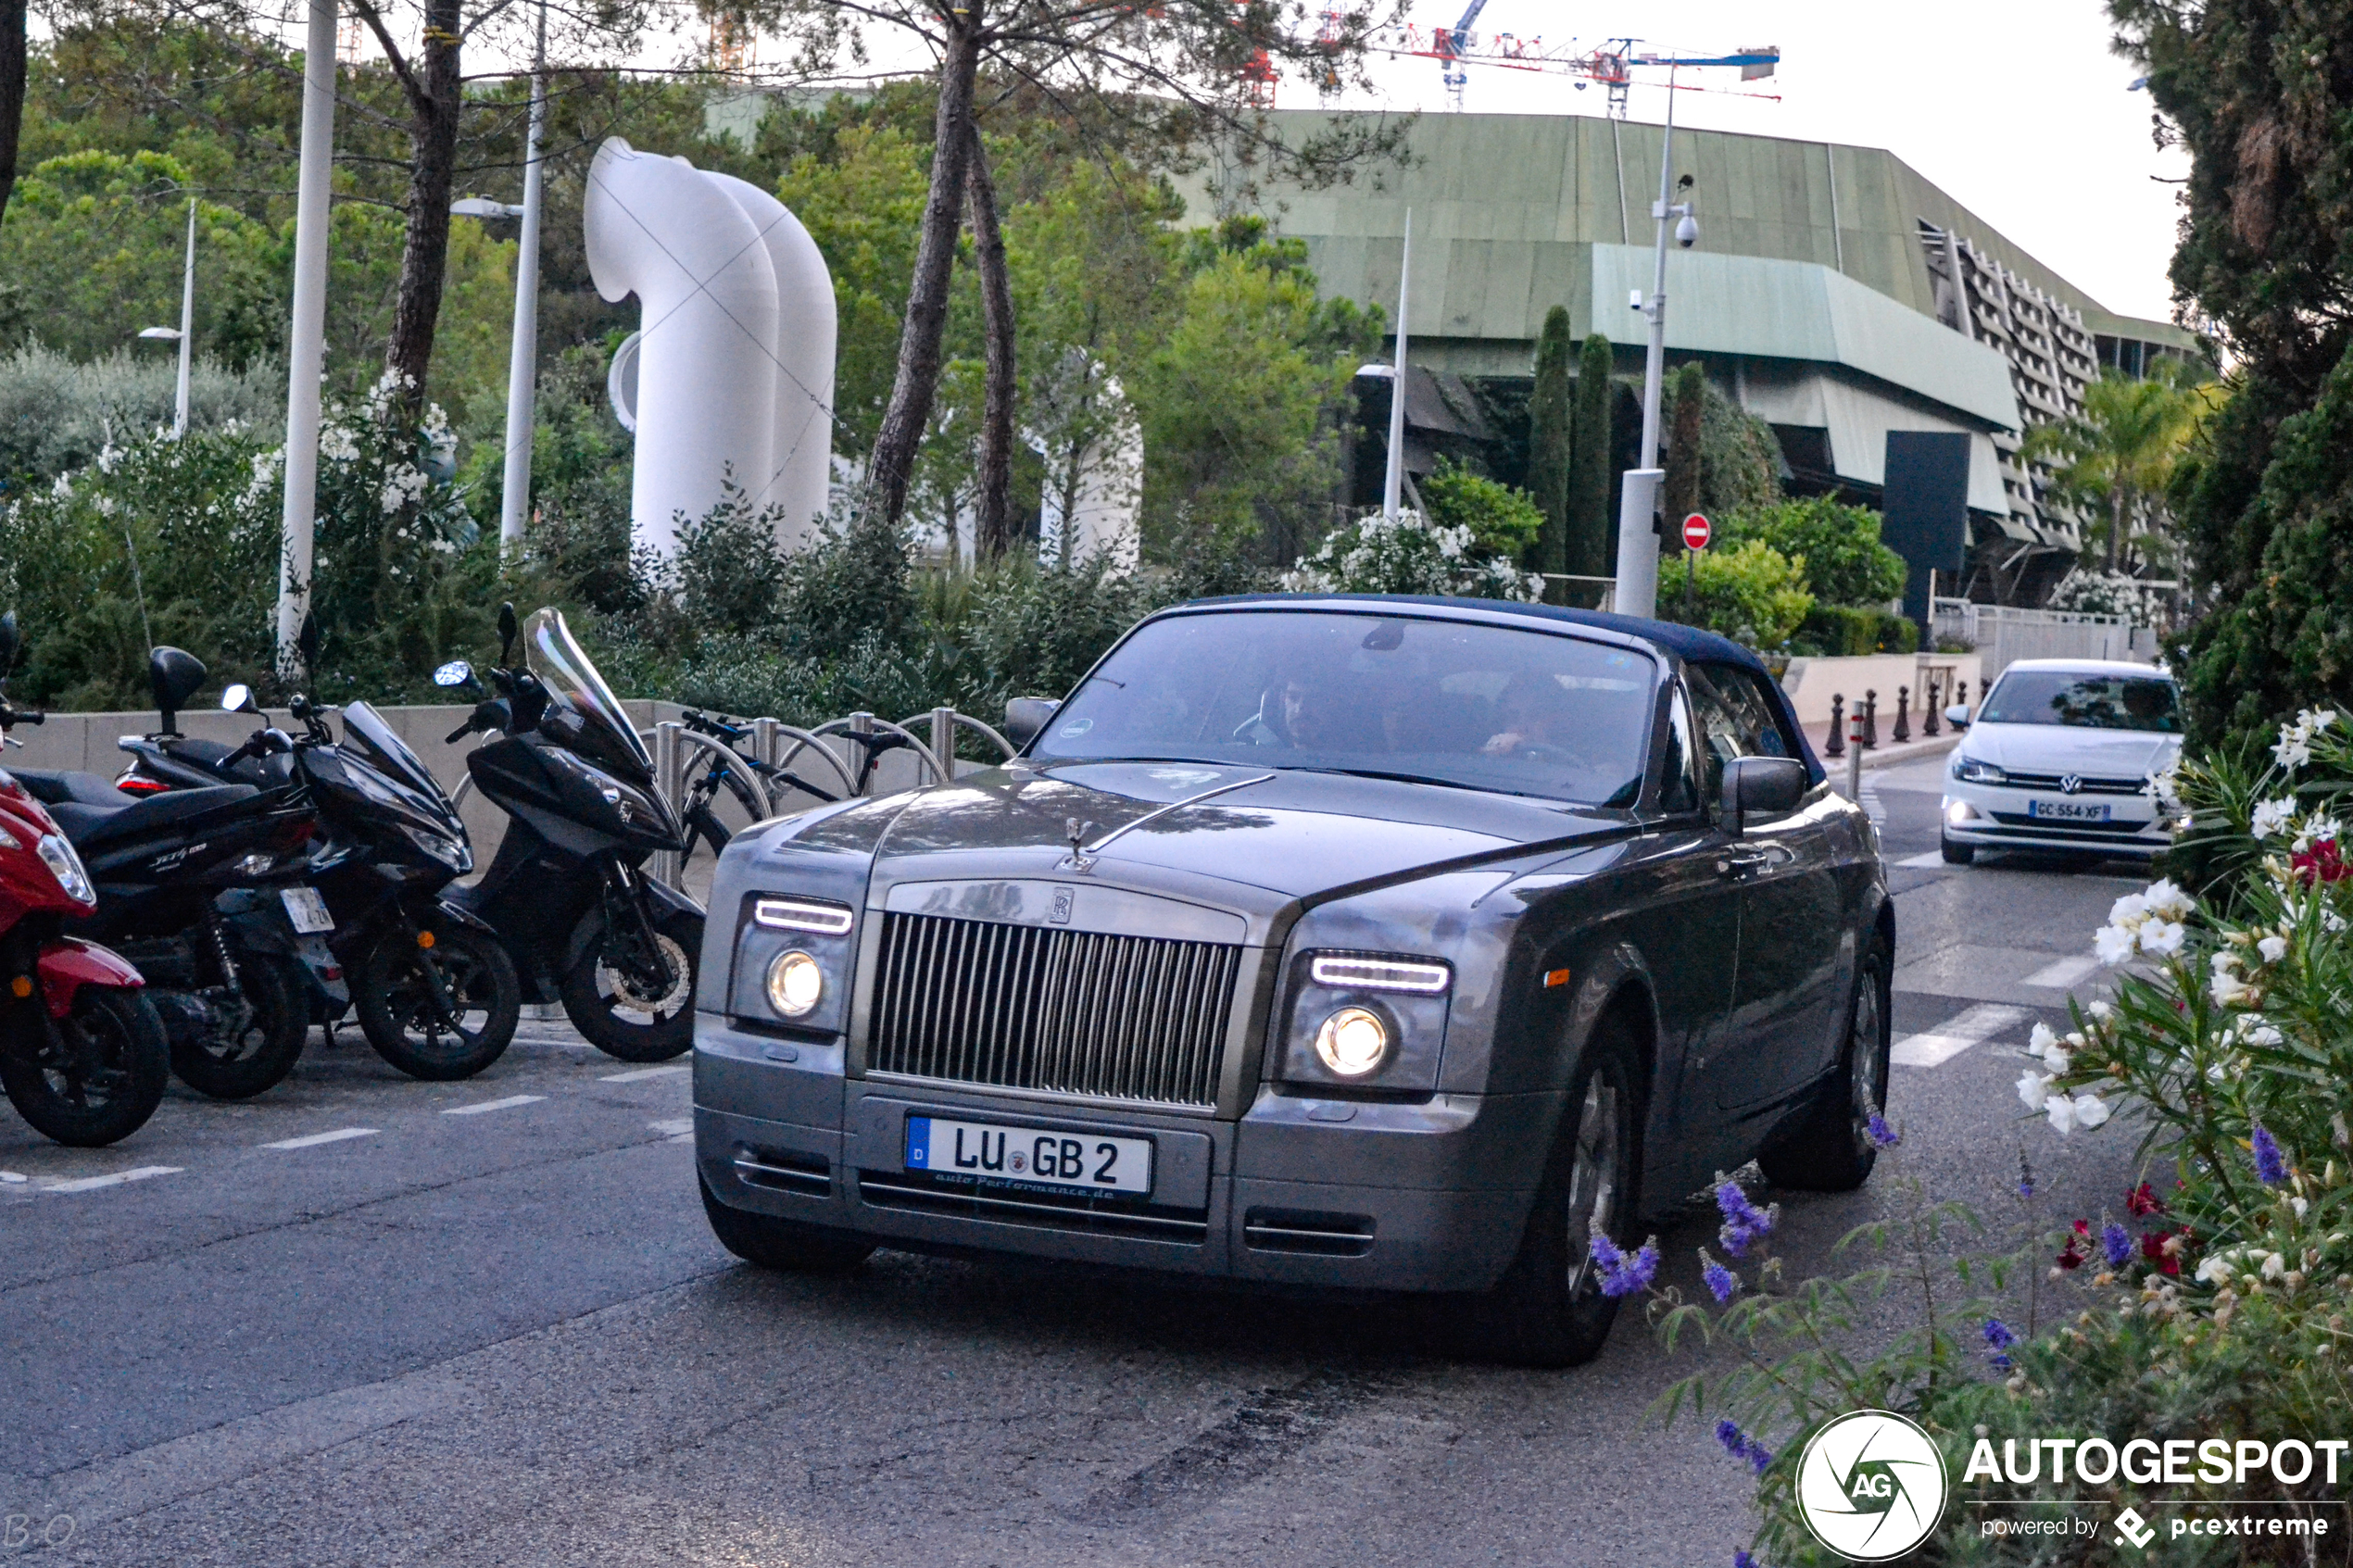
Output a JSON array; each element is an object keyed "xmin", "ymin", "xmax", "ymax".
[{"xmin": 1950, "ymin": 757, "xmax": 2007, "ymax": 785}]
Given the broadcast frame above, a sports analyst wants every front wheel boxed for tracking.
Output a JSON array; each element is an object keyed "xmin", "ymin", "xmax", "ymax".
[
  {"xmin": 1473, "ymin": 1013, "xmax": 1644, "ymax": 1368},
  {"xmin": 2, "ymin": 986, "xmax": 170, "ymax": 1147},
  {"xmin": 1940, "ymin": 834, "xmax": 1975, "ymax": 865},
  {"xmin": 170, "ymin": 949, "xmax": 308, "ymax": 1099},
  {"xmin": 700, "ymin": 1177, "xmax": 875, "ymax": 1273},
  {"xmin": 355, "ymin": 924, "xmax": 522, "ymax": 1081},
  {"xmin": 560, "ymin": 905, "xmax": 701, "ymax": 1061},
  {"xmin": 1759, "ymin": 938, "xmax": 1892, "ymax": 1192}
]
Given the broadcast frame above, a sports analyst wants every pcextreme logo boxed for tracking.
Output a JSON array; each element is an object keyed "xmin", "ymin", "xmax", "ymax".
[{"xmin": 1794, "ymin": 1410, "xmax": 1951, "ymax": 1561}]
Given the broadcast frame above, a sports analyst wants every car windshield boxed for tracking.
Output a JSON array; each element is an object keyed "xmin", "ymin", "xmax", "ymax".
[
  {"xmin": 1978, "ymin": 670, "xmax": 2182, "ymax": 733},
  {"xmin": 1030, "ymin": 609, "xmax": 1658, "ymax": 807},
  {"xmin": 522, "ymin": 608, "xmax": 653, "ymax": 781}
]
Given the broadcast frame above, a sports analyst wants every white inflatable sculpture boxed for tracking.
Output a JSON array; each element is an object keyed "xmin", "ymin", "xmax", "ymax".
[{"xmin": 585, "ymin": 138, "xmax": 837, "ymax": 556}]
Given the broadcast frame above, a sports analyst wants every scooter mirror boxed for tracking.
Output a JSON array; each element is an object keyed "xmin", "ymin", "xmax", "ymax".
[
  {"xmin": 220, "ymin": 683, "xmax": 261, "ymax": 715},
  {"xmin": 497, "ymin": 603, "xmax": 517, "ymax": 667},
  {"xmin": 433, "ymin": 660, "xmax": 474, "ymax": 689},
  {"xmin": 149, "ymin": 646, "xmax": 208, "ymax": 735}
]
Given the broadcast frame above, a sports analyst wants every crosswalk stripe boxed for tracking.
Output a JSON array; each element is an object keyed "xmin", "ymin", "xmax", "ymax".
[
  {"xmin": 1890, "ymin": 1003, "xmax": 2031, "ymax": 1068},
  {"xmin": 2022, "ymin": 954, "xmax": 2101, "ymax": 989},
  {"xmin": 44, "ymin": 1166, "xmax": 183, "ymax": 1194},
  {"xmin": 440, "ymin": 1095, "xmax": 546, "ymax": 1116},
  {"xmin": 1892, "ymin": 850, "xmax": 1948, "ymax": 869},
  {"xmin": 599, "ymin": 1065, "xmax": 690, "ymax": 1083},
  {"xmin": 262, "ymin": 1128, "xmax": 380, "ymax": 1151}
]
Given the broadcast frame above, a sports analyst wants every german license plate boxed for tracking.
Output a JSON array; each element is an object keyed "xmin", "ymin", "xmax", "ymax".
[
  {"xmin": 2029, "ymin": 799, "xmax": 2111, "ymax": 823},
  {"xmin": 279, "ymin": 886, "xmax": 335, "ymax": 934},
  {"xmin": 904, "ymin": 1115, "xmax": 1152, "ymax": 1196}
]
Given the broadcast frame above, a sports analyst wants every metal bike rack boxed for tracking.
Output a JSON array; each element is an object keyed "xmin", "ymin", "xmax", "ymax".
[
  {"xmin": 808, "ymin": 711, "xmax": 950, "ymax": 791},
  {"xmin": 902, "ymin": 706, "xmax": 1019, "ymax": 779}
]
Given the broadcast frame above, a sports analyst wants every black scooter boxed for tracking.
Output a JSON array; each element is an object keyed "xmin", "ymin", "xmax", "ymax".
[
  {"xmin": 8, "ymin": 647, "xmax": 322, "ymax": 1098},
  {"xmin": 118, "ymin": 675, "xmax": 522, "ymax": 1082},
  {"xmin": 436, "ymin": 605, "xmax": 702, "ymax": 1061}
]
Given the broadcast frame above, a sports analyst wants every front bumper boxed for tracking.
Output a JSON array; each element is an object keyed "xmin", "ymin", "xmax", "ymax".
[
  {"xmin": 1941, "ymin": 784, "xmax": 2171, "ymax": 859},
  {"xmin": 694, "ymin": 1015, "xmax": 1553, "ymax": 1294}
]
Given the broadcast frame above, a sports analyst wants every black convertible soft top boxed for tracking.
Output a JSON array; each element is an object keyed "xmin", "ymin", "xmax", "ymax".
[{"xmin": 1176, "ymin": 592, "xmax": 1828, "ymax": 784}]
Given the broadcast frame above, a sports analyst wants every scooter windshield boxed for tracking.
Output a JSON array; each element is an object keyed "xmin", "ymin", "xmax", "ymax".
[
  {"xmin": 339, "ymin": 700, "xmax": 458, "ymax": 810},
  {"xmin": 522, "ymin": 608, "xmax": 653, "ymax": 784}
]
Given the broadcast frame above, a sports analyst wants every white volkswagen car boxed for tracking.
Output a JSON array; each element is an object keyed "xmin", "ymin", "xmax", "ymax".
[{"xmin": 1942, "ymin": 659, "xmax": 2184, "ymax": 865}]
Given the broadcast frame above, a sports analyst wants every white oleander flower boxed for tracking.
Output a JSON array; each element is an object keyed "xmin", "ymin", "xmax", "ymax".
[
  {"xmin": 2210, "ymin": 968, "xmax": 2255, "ymax": 1008},
  {"xmin": 2089, "ymin": 1000, "xmax": 2113, "ymax": 1021},
  {"xmin": 2070, "ymin": 1093, "xmax": 2111, "ymax": 1130},
  {"xmin": 2258, "ymin": 934, "xmax": 2289, "ymax": 965},
  {"xmin": 2252, "ymin": 797, "xmax": 2298, "ymax": 838},
  {"xmin": 2095, "ymin": 924, "xmax": 2139, "ymax": 966},
  {"xmin": 2141, "ymin": 920, "xmax": 2187, "ymax": 957},
  {"xmin": 2263, "ymin": 1252, "xmax": 2288, "ymax": 1279},
  {"xmin": 2045, "ymin": 1094, "xmax": 2082, "ymax": 1134},
  {"xmin": 2017, "ymin": 1069, "xmax": 2054, "ymax": 1110},
  {"xmin": 2143, "ymin": 880, "xmax": 2193, "ymax": 921},
  {"xmin": 2108, "ymin": 890, "xmax": 2151, "ymax": 926}
]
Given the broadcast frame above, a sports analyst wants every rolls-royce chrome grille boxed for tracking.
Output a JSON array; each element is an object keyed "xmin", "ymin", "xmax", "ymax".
[{"xmin": 867, "ymin": 911, "xmax": 1241, "ymax": 1108}]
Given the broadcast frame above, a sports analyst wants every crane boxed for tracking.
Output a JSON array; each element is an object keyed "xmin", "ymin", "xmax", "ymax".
[
  {"xmin": 1435, "ymin": 0, "xmax": 1491, "ymax": 111},
  {"xmin": 1378, "ymin": 23, "xmax": 1780, "ymax": 117}
]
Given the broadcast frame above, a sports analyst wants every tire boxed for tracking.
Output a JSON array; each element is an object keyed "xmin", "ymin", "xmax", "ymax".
[
  {"xmin": 354, "ymin": 924, "xmax": 522, "ymax": 1081},
  {"xmin": 1473, "ymin": 1012, "xmax": 1644, "ymax": 1369},
  {"xmin": 169, "ymin": 949, "xmax": 308, "ymax": 1100},
  {"xmin": 1759, "ymin": 938, "xmax": 1893, "ymax": 1193},
  {"xmin": 1940, "ymin": 835, "xmax": 1975, "ymax": 864},
  {"xmin": 700, "ymin": 1176, "xmax": 874, "ymax": 1273},
  {"xmin": 2, "ymin": 985, "xmax": 170, "ymax": 1147},
  {"xmin": 560, "ymin": 905, "xmax": 701, "ymax": 1061}
]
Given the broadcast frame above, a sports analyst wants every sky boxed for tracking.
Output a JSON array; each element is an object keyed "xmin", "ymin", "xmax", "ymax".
[{"xmin": 1314, "ymin": 1, "xmax": 2188, "ymax": 323}]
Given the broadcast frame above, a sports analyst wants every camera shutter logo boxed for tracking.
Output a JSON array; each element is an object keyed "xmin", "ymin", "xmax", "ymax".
[{"xmin": 1794, "ymin": 1410, "xmax": 1949, "ymax": 1561}]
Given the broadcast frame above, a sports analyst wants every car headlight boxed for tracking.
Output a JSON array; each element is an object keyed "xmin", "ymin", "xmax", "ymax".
[
  {"xmin": 754, "ymin": 896, "xmax": 855, "ymax": 935},
  {"xmin": 766, "ymin": 949, "xmax": 824, "ymax": 1019},
  {"xmin": 1313, "ymin": 1007, "xmax": 1390, "ymax": 1077},
  {"xmin": 36, "ymin": 834, "xmax": 94, "ymax": 905},
  {"xmin": 1951, "ymin": 758, "xmax": 2007, "ymax": 785}
]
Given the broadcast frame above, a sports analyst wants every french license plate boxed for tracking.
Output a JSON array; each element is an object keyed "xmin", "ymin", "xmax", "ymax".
[
  {"xmin": 2029, "ymin": 799, "xmax": 2111, "ymax": 823},
  {"xmin": 904, "ymin": 1115, "xmax": 1153, "ymax": 1196},
  {"xmin": 279, "ymin": 886, "xmax": 335, "ymax": 934}
]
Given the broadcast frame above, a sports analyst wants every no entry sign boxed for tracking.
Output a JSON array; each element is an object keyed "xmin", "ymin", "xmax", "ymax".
[{"xmin": 1682, "ymin": 513, "xmax": 1712, "ymax": 551}]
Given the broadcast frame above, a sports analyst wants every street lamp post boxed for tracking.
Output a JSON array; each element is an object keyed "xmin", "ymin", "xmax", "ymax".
[
  {"xmin": 1384, "ymin": 208, "xmax": 1412, "ymax": 520},
  {"xmin": 137, "ymin": 200, "xmax": 199, "ymax": 439},
  {"xmin": 1612, "ymin": 69, "xmax": 1702, "ymax": 621},
  {"xmin": 278, "ymin": 0, "xmax": 339, "ymax": 679}
]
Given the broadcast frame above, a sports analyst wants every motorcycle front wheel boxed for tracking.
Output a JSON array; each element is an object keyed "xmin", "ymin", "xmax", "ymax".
[
  {"xmin": 2, "ymin": 985, "xmax": 170, "ymax": 1147},
  {"xmin": 354, "ymin": 924, "xmax": 522, "ymax": 1081},
  {"xmin": 170, "ymin": 949, "xmax": 308, "ymax": 1100},
  {"xmin": 560, "ymin": 906, "xmax": 701, "ymax": 1062}
]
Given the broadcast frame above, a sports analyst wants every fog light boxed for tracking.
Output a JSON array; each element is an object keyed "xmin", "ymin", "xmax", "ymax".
[
  {"xmin": 766, "ymin": 949, "xmax": 823, "ymax": 1019},
  {"xmin": 1314, "ymin": 1007, "xmax": 1389, "ymax": 1077},
  {"xmin": 1945, "ymin": 798, "xmax": 1971, "ymax": 825}
]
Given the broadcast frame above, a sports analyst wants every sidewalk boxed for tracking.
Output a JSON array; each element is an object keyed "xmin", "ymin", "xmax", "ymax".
[{"xmin": 1801, "ymin": 720, "xmax": 1959, "ymax": 774}]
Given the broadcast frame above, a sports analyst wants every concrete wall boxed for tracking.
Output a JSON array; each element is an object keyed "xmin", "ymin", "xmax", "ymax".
[{"xmin": 1780, "ymin": 652, "xmax": 1982, "ymax": 729}]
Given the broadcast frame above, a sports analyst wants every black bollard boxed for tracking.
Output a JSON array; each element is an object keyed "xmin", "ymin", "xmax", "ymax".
[
  {"xmin": 1825, "ymin": 694, "xmax": 1845, "ymax": 758},
  {"xmin": 1863, "ymin": 689, "xmax": 1879, "ymax": 749},
  {"xmin": 1894, "ymin": 685, "xmax": 1911, "ymax": 744},
  {"xmin": 1923, "ymin": 677, "xmax": 1941, "ymax": 737}
]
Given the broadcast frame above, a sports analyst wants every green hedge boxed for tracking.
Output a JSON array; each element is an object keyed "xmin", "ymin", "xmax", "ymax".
[{"xmin": 1796, "ymin": 604, "xmax": 1919, "ymax": 657}]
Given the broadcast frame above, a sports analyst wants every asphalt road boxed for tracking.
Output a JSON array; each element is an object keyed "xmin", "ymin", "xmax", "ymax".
[{"xmin": 3, "ymin": 760, "xmax": 2164, "ymax": 1567}]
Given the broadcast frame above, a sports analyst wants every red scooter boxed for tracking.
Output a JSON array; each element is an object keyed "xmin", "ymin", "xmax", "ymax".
[{"xmin": 0, "ymin": 614, "xmax": 169, "ymax": 1146}]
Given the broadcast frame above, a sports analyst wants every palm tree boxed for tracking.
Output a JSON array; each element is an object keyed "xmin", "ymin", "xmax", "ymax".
[{"xmin": 2028, "ymin": 360, "xmax": 2222, "ymax": 573}]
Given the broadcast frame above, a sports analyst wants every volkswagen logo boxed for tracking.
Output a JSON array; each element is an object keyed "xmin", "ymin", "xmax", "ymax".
[{"xmin": 2060, "ymin": 774, "xmax": 2083, "ymax": 795}]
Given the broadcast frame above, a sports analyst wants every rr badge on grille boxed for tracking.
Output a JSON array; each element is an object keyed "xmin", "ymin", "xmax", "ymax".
[{"xmin": 1051, "ymin": 886, "xmax": 1075, "ymax": 924}]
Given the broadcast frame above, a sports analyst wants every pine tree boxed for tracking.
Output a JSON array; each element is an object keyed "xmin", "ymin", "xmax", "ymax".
[
  {"xmin": 1565, "ymin": 332, "xmax": 1615, "ymax": 578},
  {"xmin": 1524, "ymin": 307, "xmax": 1574, "ymax": 575}
]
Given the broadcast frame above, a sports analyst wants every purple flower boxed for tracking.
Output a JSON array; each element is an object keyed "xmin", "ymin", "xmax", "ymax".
[
  {"xmin": 1596, "ymin": 1235, "xmax": 1659, "ymax": 1298},
  {"xmin": 1733, "ymin": 1555, "xmax": 1758, "ymax": 1568},
  {"xmin": 1715, "ymin": 1419, "xmax": 1772, "ymax": 1474},
  {"xmin": 1982, "ymin": 1317, "xmax": 2018, "ymax": 1370},
  {"xmin": 1701, "ymin": 1249, "xmax": 1740, "ymax": 1305},
  {"xmin": 2017, "ymin": 1150, "xmax": 2036, "ymax": 1200},
  {"xmin": 1866, "ymin": 1112, "xmax": 1899, "ymax": 1149},
  {"xmin": 2102, "ymin": 1221, "xmax": 2133, "ymax": 1269},
  {"xmin": 2253, "ymin": 1124, "xmax": 2287, "ymax": 1185},
  {"xmin": 1715, "ymin": 1179, "xmax": 1778, "ymax": 1258}
]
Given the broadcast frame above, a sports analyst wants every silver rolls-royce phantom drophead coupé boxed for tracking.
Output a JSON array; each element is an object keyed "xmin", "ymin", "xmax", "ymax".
[{"xmin": 692, "ymin": 595, "xmax": 1893, "ymax": 1365}]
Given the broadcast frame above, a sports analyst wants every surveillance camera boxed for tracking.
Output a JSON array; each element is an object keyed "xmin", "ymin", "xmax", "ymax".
[{"xmin": 1676, "ymin": 215, "xmax": 1699, "ymax": 248}]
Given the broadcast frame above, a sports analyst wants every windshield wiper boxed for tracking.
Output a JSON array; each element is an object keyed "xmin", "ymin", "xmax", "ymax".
[{"xmin": 1292, "ymin": 765, "xmax": 1599, "ymax": 806}]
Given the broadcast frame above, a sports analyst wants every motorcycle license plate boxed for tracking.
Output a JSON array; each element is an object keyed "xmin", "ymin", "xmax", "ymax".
[
  {"xmin": 904, "ymin": 1115, "xmax": 1153, "ymax": 1196},
  {"xmin": 280, "ymin": 886, "xmax": 335, "ymax": 934}
]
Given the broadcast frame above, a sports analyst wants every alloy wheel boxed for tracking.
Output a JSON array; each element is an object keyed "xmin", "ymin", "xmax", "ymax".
[{"xmin": 1562, "ymin": 1072, "xmax": 1621, "ymax": 1297}]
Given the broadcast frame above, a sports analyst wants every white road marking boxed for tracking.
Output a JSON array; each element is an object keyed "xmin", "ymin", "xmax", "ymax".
[
  {"xmin": 1860, "ymin": 776, "xmax": 1886, "ymax": 826},
  {"xmin": 44, "ymin": 1165, "xmax": 182, "ymax": 1195},
  {"xmin": 599, "ymin": 1064, "xmax": 690, "ymax": 1083},
  {"xmin": 0, "ymin": 1171, "xmax": 24, "ymax": 1184},
  {"xmin": 648, "ymin": 1118, "xmax": 694, "ymax": 1141},
  {"xmin": 1893, "ymin": 850, "xmax": 1949, "ymax": 869},
  {"xmin": 261, "ymin": 1127, "xmax": 380, "ymax": 1151},
  {"xmin": 1891, "ymin": 1004, "xmax": 2031, "ymax": 1068},
  {"xmin": 2022, "ymin": 954, "xmax": 2101, "ymax": 989},
  {"xmin": 441, "ymin": 1095, "xmax": 546, "ymax": 1116}
]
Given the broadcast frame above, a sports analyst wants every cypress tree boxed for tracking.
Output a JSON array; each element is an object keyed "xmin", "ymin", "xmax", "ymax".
[
  {"xmin": 1566, "ymin": 333, "xmax": 1615, "ymax": 577},
  {"xmin": 1662, "ymin": 361, "xmax": 1707, "ymax": 526},
  {"xmin": 1525, "ymin": 307, "xmax": 1575, "ymax": 574}
]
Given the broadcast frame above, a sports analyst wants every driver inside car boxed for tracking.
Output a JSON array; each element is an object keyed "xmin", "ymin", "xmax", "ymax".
[{"xmin": 1481, "ymin": 671, "xmax": 1579, "ymax": 757}]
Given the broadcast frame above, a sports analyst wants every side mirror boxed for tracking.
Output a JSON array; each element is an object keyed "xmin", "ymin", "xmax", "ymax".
[
  {"xmin": 289, "ymin": 694, "xmax": 312, "ymax": 721},
  {"xmin": 433, "ymin": 660, "xmax": 475, "ymax": 689},
  {"xmin": 1944, "ymin": 703, "xmax": 1970, "ymax": 730},
  {"xmin": 0, "ymin": 609, "xmax": 18, "ymax": 675},
  {"xmin": 1721, "ymin": 756, "xmax": 1808, "ymax": 833},
  {"xmin": 149, "ymin": 646, "xmax": 208, "ymax": 735},
  {"xmin": 497, "ymin": 603, "xmax": 518, "ymax": 667},
  {"xmin": 220, "ymin": 683, "xmax": 261, "ymax": 716},
  {"xmin": 1003, "ymin": 696, "xmax": 1062, "ymax": 748}
]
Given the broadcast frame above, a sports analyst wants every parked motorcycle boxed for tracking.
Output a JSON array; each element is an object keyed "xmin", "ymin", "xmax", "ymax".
[
  {"xmin": 8, "ymin": 641, "xmax": 322, "ymax": 1099},
  {"xmin": 437, "ymin": 605, "xmax": 701, "ymax": 1061},
  {"xmin": 118, "ymin": 678, "xmax": 522, "ymax": 1081},
  {"xmin": 0, "ymin": 613, "xmax": 171, "ymax": 1145}
]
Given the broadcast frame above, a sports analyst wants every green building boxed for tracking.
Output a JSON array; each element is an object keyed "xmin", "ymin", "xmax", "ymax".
[{"xmin": 1207, "ymin": 110, "xmax": 2201, "ymax": 603}]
